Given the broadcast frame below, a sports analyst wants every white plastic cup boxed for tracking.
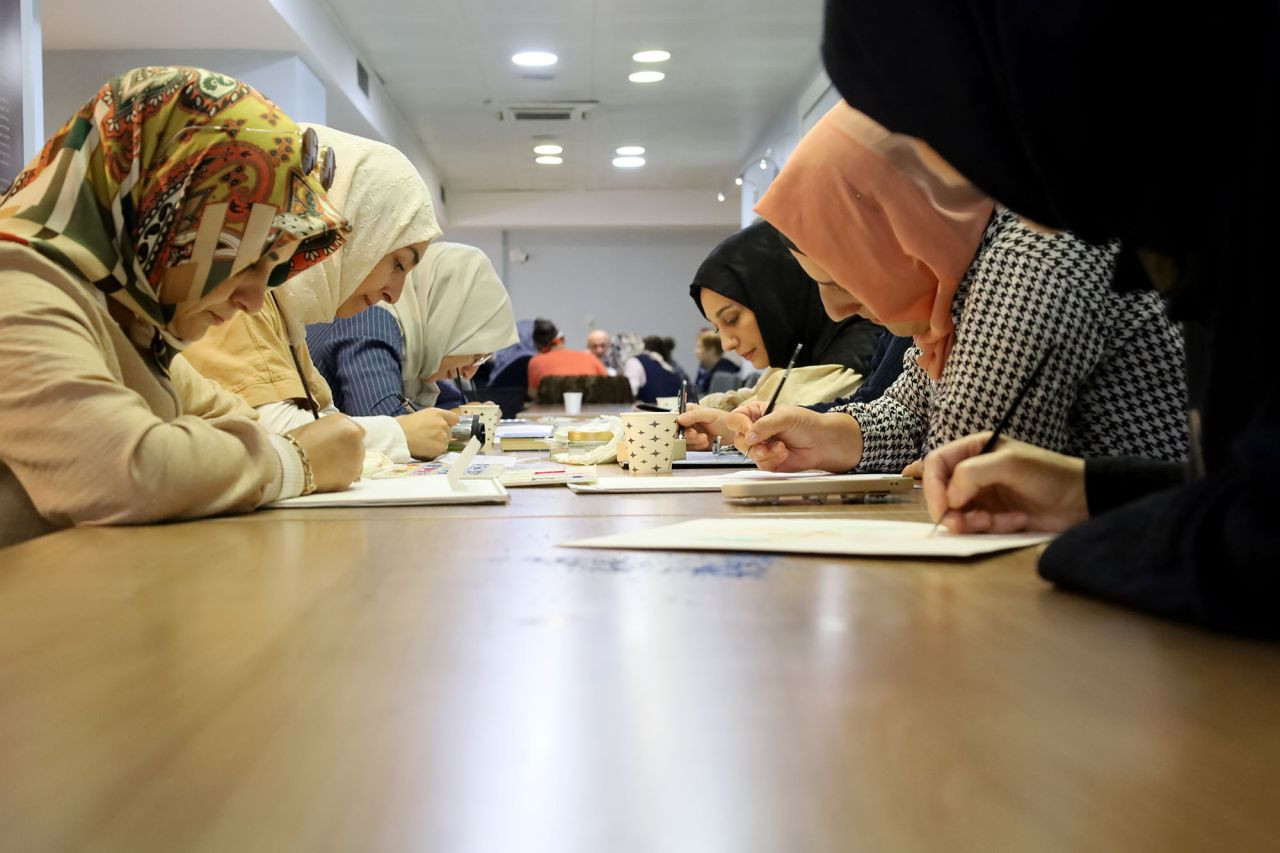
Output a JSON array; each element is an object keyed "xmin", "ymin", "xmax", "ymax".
[
  {"xmin": 620, "ymin": 412, "xmax": 678, "ymax": 475},
  {"xmin": 563, "ymin": 391, "xmax": 583, "ymax": 415},
  {"xmin": 459, "ymin": 403, "xmax": 501, "ymax": 452}
]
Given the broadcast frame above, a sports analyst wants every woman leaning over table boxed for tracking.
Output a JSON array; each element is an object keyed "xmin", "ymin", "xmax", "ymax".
[
  {"xmin": 307, "ymin": 242, "xmax": 519, "ymax": 417},
  {"xmin": 677, "ymin": 220, "xmax": 883, "ymax": 450},
  {"xmin": 178, "ymin": 125, "xmax": 461, "ymax": 462},
  {"xmin": 0, "ymin": 67, "xmax": 361, "ymax": 549},
  {"xmin": 723, "ymin": 101, "xmax": 1189, "ymax": 476}
]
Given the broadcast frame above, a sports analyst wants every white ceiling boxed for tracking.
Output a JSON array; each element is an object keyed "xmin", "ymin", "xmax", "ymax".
[{"xmin": 323, "ymin": 0, "xmax": 823, "ymax": 193}]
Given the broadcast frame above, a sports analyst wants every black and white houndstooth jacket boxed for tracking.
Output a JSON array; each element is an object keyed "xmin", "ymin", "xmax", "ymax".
[{"xmin": 833, "ymin": 209, "xmax": 1189, "ymax": 473}]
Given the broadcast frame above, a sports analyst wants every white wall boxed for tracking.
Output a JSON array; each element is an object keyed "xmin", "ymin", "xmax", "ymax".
[
  {"xmin": 265, "ymin": 0, "xmax": 446, "ymax": 221},
  {"xmin": 447, "ymin": 225, "xmax": 735, "ymax": 362},
  {"xmin": 19, "ymin": 0, "xmax": 42, "ymax": 161},
  {"xmin": 447, "ymin": 189, "xmax": 739, "ymax": 230},
  {"xmin": 43, "ymin": 49, "xmax": 326, "ymax": 132},
  {"xmin": 733, "ymin": 65, "xmax": 837, "ymax": 227}
]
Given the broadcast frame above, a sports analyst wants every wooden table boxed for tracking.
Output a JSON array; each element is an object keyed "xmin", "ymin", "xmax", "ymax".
[{"xmin": 2, "ymin": 463, "xmax": 1279, "ymax": 851}]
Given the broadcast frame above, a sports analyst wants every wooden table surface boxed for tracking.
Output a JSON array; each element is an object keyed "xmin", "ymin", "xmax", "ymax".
[{"xmin": 2, "ymin": 451, "xmax": 1279, "ymax": 852}]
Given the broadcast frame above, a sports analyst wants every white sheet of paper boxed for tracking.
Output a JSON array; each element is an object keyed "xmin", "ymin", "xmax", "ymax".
[
  {"xmin": 568, "ymin": 470, "xmax": 835, "ymax": 494},
  {"xmin": 499, "ymin": 466, "xmax": 597, "ymax": 487},
  {"xmin": 562, "ymin": 518, "xmax": 1052, "ymax": 558},
  {"xmin": 272, "ymin": 438, "xmax": 509, "ymax": 507},
  {"xmin": 269, "ymin": 477, "xmax": 509, "ymax": 508}
]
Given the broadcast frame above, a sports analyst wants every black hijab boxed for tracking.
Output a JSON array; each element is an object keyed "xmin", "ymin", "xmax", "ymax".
[
  {"xmin": 690, "ymin": 221, "xmax": 881, "ymax": 373},
  {"xmin": 821, "ymin": 1, "xmax": 1280, "ymax": 636},
  {"xmin": 821, "ymin": 0, "xmax": 1280, "ymax": 465},
  {"xmin": 820, "ymin": 1, "xmax": 1275, "ymax": 270}
]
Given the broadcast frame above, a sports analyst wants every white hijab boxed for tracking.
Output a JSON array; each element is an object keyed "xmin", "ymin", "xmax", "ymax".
[
  {"xmin": 384, "ymin": 242, "xmax": 519, "ymax": 408},
  {"xmin": 275, "ymin": 124, "xmax": 442, "ymax": 340}
]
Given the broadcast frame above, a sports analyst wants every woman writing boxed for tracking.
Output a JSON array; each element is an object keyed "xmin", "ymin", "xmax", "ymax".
[
  {"xmin": 678, "ymin": 220, "xmax": 882, "ymax": 450},
  {"xmin": 726, "ymin": 102, "xmax": 1188, "ymax": 475},
  {"xmin": 0, "ymin": 67, "xmax": 360, "ymax": 548},
  {"xmin": 179, "ymin": 126, "xmax": 459, "ymax": 461},
  {"xmin": 307, "ymin": 242, "xmax": 518, "ymax": 415}
]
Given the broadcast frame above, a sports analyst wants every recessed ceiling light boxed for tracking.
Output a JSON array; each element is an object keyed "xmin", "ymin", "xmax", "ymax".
[
  {"xmin": 717, "ymin": 192, "xmax": 726, "ymax": 202},
  {"xmin": 628, "ymin": 70, "xmax": 665, "ymax": 83},
  {"xmin": 513, "ymin": 51, "xmax": 558, "ymax": 67},
  {"xmin": 612, "ymin": 156, "xmax": 645, "ymax": 168},
  {"xmin": 615, "ymin": 146, "xmax": 645, "ymax": 156},
  {"xmin": 533, "ymin": 144, "xmax": 563, "ymax": 155},
  {"xmin": 734, "ymin": 176, "xmax": 744, "ymax": 186},
  {"xmin": 632, "ymin": 50, "xmax": 671, "ymax": 63},
  {"xmin": 535, "ymin": 155, "xmax": 564, "ymax": 165}
]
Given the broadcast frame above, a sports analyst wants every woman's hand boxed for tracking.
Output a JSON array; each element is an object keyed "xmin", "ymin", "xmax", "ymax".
[
  {"xmin": 724, "ymin": 402, "xmax": 863, "ymax": 472},
  {"xmin": 676, "ymin": 404, "xmax": 730, "ymax": 451},
  {"xmin": 922, "ymin": 433, "xmax": 1088, "ymax": 533},
  {"xmin": 397, "ymin": 408, "xmax": 461, "ymax": 459},
  {"xmin": 288, "ymin": 415, "xmax": 366, "ymax": 492}
]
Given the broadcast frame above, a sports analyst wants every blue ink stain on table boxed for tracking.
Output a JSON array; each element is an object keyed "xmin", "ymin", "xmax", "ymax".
[{"xmin": 530, "ymin": 553, "xmax": 772, "ymax": 579}]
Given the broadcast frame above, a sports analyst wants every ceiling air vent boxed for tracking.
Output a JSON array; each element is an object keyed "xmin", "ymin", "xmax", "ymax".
[{"xmin": 497, "ymin": 102, "xmax": 597, "ymax": 122}]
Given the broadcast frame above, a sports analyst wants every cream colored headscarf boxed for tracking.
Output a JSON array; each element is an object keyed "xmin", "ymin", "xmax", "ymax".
[
  {"xmin": 274, "ymin": 124, "xmax": 441, "ymax": 340},
  {"xmin": 385, "ymin": 242, "xmax": 519, "ymax": 408}
]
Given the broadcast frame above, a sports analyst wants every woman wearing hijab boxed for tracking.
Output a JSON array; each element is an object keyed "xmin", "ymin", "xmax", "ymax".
[
  {"xmin": 308, "ymin": 241, "xmax": 519, "ymax": 416},
  {"xmin": 605, "ymin": 332, "xmax": 645, "ymax": 377},
  {"xmin": 179, "ymin": 125, "xmax": 456, "ymax": 461},
  {"xmin": 622, "ymin": 335, "xmax": 685, "ymax": 404},
  {"xmin": 726, "ymin": 102, "xmax": 1188, "ymax": 476},
  {"xmin": 822, "ymin": 1, "xmax": 1280, "ymax": 636},
  {"xmin": 0, "ymin": 67, "xmax": 359, "ymax": 548},
  {"xmin": 676, "ymin": 220, "xmax": 882, "ymax": 451}
]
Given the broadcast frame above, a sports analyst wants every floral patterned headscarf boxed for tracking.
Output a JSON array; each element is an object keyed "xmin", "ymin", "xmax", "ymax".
[{"xmin": 0, "ymin": 66, "xmax": 349, "ymax": 363}]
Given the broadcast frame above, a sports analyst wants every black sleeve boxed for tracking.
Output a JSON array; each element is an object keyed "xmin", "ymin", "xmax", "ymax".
[
  {"xmin": 1083, "ymin": 457, "xmax": 1189, "ymax": 515},
  {"xmin": 1039, "ymin": 390, "xmax": 1280, "ymax": 639}
]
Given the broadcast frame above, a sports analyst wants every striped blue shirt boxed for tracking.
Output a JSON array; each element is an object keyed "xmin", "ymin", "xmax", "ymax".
[
  {"xmin": 307, "ymin": 310, "xmax": 465, "ymax": 415},
  {"xmin": 307, "ymin": 310, "xmax": 407, "ymax": 417}
]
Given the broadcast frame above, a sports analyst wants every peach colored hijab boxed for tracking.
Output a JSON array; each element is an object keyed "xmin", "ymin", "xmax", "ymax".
[{"xmin": 755, "ymin": 101, "xmax": 994, "ymax": 380}]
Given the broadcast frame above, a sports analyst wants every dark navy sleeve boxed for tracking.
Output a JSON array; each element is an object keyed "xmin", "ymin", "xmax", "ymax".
[
  {"xmin": 807, "ymin": 333, "xmax": 912, "ymax": 412},
  {"xmin": 434, "ymin": 380, "xmax": 466, "ymax": 410},
  {"xmin": 305, "ymin": 309, "xmax": 407, "ymax": 417}
]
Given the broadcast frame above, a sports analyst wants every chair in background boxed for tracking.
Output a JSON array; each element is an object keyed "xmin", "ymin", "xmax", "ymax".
[
  {"xmin": 709, "ymin": 370, "xmax": 747, "ymax": 395},
  {"xmin": 536, "ymin": 374, "xmax": 634, "ymax": 406}
]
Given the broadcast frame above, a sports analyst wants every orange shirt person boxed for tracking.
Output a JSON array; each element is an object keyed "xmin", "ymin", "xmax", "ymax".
[{"xmin": 526, "ymin": 318, "xmax": 606, "ymax": 396}]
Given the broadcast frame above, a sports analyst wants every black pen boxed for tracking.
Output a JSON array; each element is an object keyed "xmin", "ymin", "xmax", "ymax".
[
  {"xmin": 763, "ymin": 343, "xmax": 803, "ymax": 417},
  {"xmin": 930, "ymin": 345, "xmax": 1055, "ymax": 536},
  {"xmin": 398, "ymin": 394, "xmax": 419, "ymax": 414},
  {"xmin": 455, "ymin": 369, "xmax": 472, "ymax": 404},
  {"xmin": 677, "ymin": 379, "xmax": 688, "ymax": 438}
]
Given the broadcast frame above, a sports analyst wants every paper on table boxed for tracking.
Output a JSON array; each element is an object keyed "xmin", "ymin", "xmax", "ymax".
[
  {"xmin": 567, "ymin": 470, "xmax": 835, "ymax": 494},
  {"xmin": 499, "ymin": 466, "xmax": 597, "ymax": 487},
  {"xmin": 272, "ymin": 439, "xmax": 509, "ymax": 507},
  {"xmin": 562, "ymin": 518, "xmax": 1052, "ymax": 558}
]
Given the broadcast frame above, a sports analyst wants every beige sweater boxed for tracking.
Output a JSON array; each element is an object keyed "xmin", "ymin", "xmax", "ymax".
[
  {"xmin": 698, "ymin": 364, "xmax": 865, "ymax": 412},
  {"xmin": 0, "ymin": 244, "xmax": 302, "ymax": 550}
]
